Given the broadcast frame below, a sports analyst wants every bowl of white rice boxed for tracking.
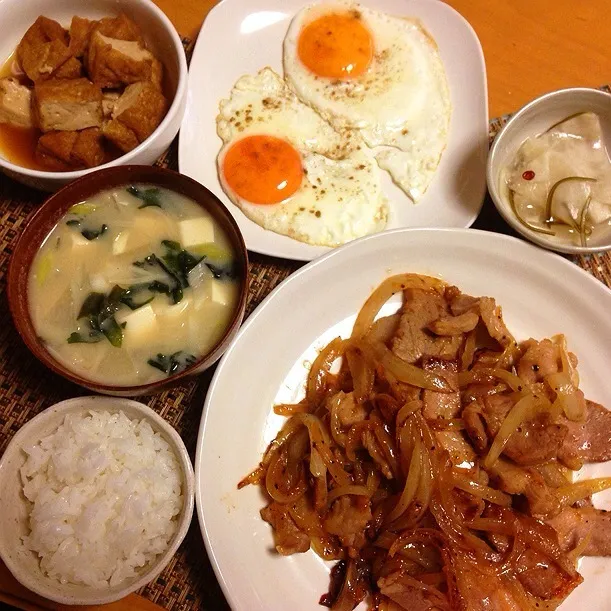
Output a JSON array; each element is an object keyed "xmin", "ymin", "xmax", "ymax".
[{"xmin": 0, "ymin": 396, "xmax": 194, "ymax": 605}]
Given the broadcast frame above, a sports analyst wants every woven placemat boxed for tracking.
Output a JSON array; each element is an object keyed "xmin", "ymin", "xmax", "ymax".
[{"xmin": 0, "ymin": 37, "xmax": 609, "ymax": 608}]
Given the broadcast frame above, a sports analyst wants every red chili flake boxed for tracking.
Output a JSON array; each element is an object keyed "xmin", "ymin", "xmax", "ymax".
[{"xmin": 522, "ymin": 170, "xmax": 535, "ymax": 181}]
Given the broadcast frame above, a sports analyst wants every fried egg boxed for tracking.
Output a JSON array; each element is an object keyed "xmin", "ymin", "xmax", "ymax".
[
  {"xmin": 283, "ymin": 1, "xmax": 451, "ymax": 202},
  {"xmin": 216, "ymin": 68, "xmax": 387, "ymax": 246}
]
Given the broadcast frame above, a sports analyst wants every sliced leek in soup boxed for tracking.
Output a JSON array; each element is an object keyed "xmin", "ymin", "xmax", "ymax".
[{"xmin": 28, "ymin": 185, "xmax": 240, "ymax": 386}]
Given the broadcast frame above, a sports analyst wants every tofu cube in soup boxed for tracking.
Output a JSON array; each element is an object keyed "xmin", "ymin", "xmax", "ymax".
[
  {"xmin": 34, "ymin": 78, "xmax": 103, "ymax": 132},
  {"xmin": 211, "ymin": 280, "xmax": 233, "ymax": 306},
  {"xmin": 178, "ymin": 218, "xmax": 215, "ymax": 248},
  {"xmin": 116, "ymin": 304, "xmax": 157, "ymax": 345},
  {"xmin": 0, "ymin": 78, "xmax": 34, "ymax": 128}
]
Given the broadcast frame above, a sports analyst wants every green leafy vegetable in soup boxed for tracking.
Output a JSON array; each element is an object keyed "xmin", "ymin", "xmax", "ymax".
[{"xmin": 28, "ymin": 184, "xmax": 241, "ymax": 387}]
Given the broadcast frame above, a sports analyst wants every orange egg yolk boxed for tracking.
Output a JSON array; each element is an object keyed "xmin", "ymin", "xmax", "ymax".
[
  {"xmin": 297, "ymin": 11, "xmax": 373, "ymax": 79},
  {"xmin": 222, "ymin": 135, "xmax": 303, "ymax": 205}
]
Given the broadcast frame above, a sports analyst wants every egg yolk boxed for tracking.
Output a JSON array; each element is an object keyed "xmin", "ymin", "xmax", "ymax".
[
  {"xmin": 222, "ymin": 135, "xmax": 303, "ymax": 205},
  {"xmin": 297, "ymin": 12, "xmax": 373, "ymax": 79}
]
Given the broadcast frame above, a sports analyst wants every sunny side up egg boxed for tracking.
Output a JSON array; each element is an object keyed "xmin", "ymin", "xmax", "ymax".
[
  {"xmin": 216, "ymin": 68, "xmax": 387, "ymax": 246},
  {"xmin": 283, "ymin": 1, "xmax": 451, "ymax": 202}
]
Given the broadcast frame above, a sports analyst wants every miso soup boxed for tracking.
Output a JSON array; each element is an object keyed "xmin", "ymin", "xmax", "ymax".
[{"xmin": 28, "ymin": 185, "xmax": 241, "ymax": 386}]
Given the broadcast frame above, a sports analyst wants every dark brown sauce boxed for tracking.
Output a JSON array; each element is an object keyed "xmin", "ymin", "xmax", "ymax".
[{"xmin": 0, "ymin": 51, "xmax": 48, "ymax": 171}]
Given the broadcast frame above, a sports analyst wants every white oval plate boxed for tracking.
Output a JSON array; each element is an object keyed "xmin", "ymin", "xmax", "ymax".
[
  {"xmin": 179, "ymin": 0, "xmax": 488, "ymax": 261},
  {"xmin": 195, "ymin": 228, "xmax": 611, "ymax": 610}
]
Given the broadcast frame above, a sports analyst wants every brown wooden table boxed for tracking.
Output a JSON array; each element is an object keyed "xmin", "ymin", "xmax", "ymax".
[
  {"xmin": 153, "ymin": 0, "xmax": 611, "ymax": 119},
  {"xmin": 1, "ymin": 0, "xmax": 610, "ymax": 609}
]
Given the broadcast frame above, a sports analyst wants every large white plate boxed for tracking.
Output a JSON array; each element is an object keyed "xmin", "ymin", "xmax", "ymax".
[
  {"xmin": 179, "ymin": 0, "xmax": 488, "ymax": 261},
  {"xmin": 195, "ymin": 228, "xmax": 611, "ymax": 610}
]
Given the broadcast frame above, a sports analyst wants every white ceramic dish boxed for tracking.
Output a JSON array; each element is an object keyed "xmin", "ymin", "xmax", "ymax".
[
  {"xmin": 0, "ymin": 0, "xmax": 188, "ymax": 192},
  {"xmin": 0, "ymin": 396, "xmax": 195, "ymax": 605},
  {"xmin": 487, "ymin": 87, "xmax": 611, "ymax": 254},
  {"xmin": 179, "ymin": 0, "xmax": 488, "ymax": 261},
  {"xmin": 195, "ymin": 227, "xmax": 611, "ymax": 610}
]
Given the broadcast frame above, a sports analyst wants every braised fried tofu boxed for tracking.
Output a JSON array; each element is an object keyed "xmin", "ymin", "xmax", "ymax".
[
  {"xmin": 150, "ymin": 58, "xmax": 164, "ymax": 89},
  {"xmin": 94, "ymin": 13, "xmax": 145, "ymax": 44},
  {"xmin": 72, "ymin": 127, "xmax": 105, "ymax": 167},
  {"xmin": 102, "ymin": 81, "xmax": 167, "ymax": 152},
  {"xmin": 16, "ymin": 17, "xmax": 72, "ymax": 82},
  {"xmin": 53, "ymin": 56, "xmax": 82, "ymax": 79},
  {"xmin": 36, "ymin": 127, "xmax": 105, "ymax": 169},
  {"xmin": 102, "ymin": 91, "xmax": 120, "ymax": 118},
  {"xmin": 35, "ymin": 130, "xmax": 78, "ymax": 170},
  {"xmin": 18, "ymin": 39, "xmax": 73, "ymax": 83},
  {"xmin": 17, "ymin": 16, "xmax": 67, "ymax": 57},
  {"xmin": 102, "ymin": 120, "xmax": 139, "ymax": 153},
  {"xmin": 69, "ymin": 16, "xmax": 95, "ymax": 58},
  {"xmin": 0, "ymin": 77, "xmax": 34, "ymax": 128},
  {"xmin": 87, "ymin": 31, "xmax": 157, "ymax": 88},
  {"xmin": 34, "ymin": 78, "xmax": 103, "ymax": 132}
]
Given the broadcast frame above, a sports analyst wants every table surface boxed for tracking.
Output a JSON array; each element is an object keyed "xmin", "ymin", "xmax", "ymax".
[{"xmin": 1, "ymin": 0, "xmax": 610, "ymax": 610}]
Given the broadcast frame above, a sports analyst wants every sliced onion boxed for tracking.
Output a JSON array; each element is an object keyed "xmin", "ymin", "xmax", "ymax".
[
  {"xmin": 458, "ymin": 368, "xmax": 524, "ymax": 392},
  {"xmin": 307, "ymin": 337, "xmax": 346, "ymax": 405},
  {"xmin": 187, "ymin": 258, "xmax": 214, "ymax": 290},
  {"xmin": 359, "ymin": 340, "xmax": 454, "ymax": 392},
  {"xmin": 484, "ymin": 394, "xmax": 543, "ymax": 469},
  {"xmin": 327, "ymin": 485, "xmax": 371, "ymax": 505},
  {"xmin": 387, "ymin": 435, "xmax": 422, "ymax": 523},
  {"xmin": 451, "ymin": 472, "xmax": 512, "ymax": 506},
  {"xmin": 556, "ymin": 477, "xmax": 611, "ymax": 507},
  {"xmin": 351, "ymin": 274, "xmax": 446, "ymax": 339}
]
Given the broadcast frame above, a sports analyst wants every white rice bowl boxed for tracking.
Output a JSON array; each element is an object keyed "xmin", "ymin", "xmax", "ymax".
[
  {"xmin": 20, "ymin": 410, "xmax": 183, "ymax": 587},
  {"xmin": 0, "ymin": 397, "xmax": 194, "ymax": 605}
]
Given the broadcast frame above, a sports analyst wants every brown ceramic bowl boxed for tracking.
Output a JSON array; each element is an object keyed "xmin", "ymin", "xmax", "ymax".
[{"xmin": 7, "ymin": 165, "xmax": 249, "ymax": 396}]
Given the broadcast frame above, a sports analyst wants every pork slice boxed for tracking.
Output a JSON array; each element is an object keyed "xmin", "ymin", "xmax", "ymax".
[
  {"xmin": 516, "ymin": 339, "xmax": 561, "ymax": 385},
  {"xmin": 378, "ymin": 572, "xmax": 446, "ymax": 611},
  {"xmin": 559, "ymin": 400, "xmax": 611, "ymax": 465},
  {"xmin": 323, "ymin": 496, "xmax": 371, "ymax": 549},
  {"xmin": 0, "ymin": 78, "xmax": 33, "ymax": 128},
  {"xmin": 391, "ymin": 289, "xmax": 461, "ymax": 365},
  {"xmin": 448, "ymin": 289, "xmax": 479, "ymax": 316},
  {"xmin": 427, "ymin": 311, "xmax": 479, "ymax": 336},
  {"xmin": 435, "ymin": 431, "xmax": 477, "ymax": 467},
  {"xmin": 452, "ymin": 554, "xmax": 523, "ymax": 610},
  {"xmin": 422, "ymin": 358, "xmax": 460, "ymax": 419},
  {"xmin": 362, "ymin": 430, "xmax": 393, "ymax": 479},
  {"xmin": 463, "ymin": 401, "xmax": 488, "ymax": 453},
  {"xmin": 481, "ymin": 395, "xmax": 568, "ymax": 466},
  {"xmin": 548, "ymin": 507, "xmax": 611, "ymax": 556},
  {"xmin": 489, "ymin": 459, "xmax": 560, "ymax": 517},
  {"xmin": 330, "ymin": 391, "xmax": 368, "ymax": 428},
  {"xmin": 479, "ymin": 297, "xmax": 515, "ymax": 348},
  {"xmin": 260, "ymin": 502, "xmax": 310, "ymax": 555},
  {"xmin": 515, "ymin": 548, "xmax": 582, "ymax": 601}
]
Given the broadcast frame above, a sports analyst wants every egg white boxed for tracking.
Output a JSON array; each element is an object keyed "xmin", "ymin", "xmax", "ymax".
[
  {"xmin": 283, "ymin": 1, "xmax": 451, "ymax": 202},
  {"xmin": 216, "ymin": 67, "xmax": 387, "ymax": 247}
]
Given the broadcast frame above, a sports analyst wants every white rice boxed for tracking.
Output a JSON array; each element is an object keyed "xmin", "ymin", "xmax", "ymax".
[{"xmin": 20, "ymin": 410, "xmax": 183, "ymax": 588}]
